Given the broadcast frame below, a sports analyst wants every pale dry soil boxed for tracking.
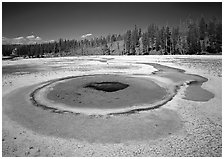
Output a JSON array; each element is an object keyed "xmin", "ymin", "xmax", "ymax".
[{"xmin": 2, "ymin": 55, "xmax": 222, "ymax": 157}]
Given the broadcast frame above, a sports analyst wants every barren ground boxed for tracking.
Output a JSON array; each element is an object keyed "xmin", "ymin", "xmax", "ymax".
[{"xmin": 2, "ymin": 55, "xmax": 222, "ymax": 157}]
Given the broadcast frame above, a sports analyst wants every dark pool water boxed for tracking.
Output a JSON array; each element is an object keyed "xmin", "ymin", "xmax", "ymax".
[{"xmin": 85, "ymin": 82, "xmax": 129, "ymax": 92}]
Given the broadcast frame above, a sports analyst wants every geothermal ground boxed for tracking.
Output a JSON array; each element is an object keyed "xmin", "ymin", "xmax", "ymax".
[{"xmin": 2, "ymin": 55, "xmax": 222, "ymax": 157}]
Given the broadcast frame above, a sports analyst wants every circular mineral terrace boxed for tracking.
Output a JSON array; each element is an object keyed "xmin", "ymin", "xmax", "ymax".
[{"xmin": 32, "ymin": 74, "xmax": 174, "ymax": 115}]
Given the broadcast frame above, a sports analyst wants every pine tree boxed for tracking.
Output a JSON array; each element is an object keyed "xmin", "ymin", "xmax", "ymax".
[
  {"xmin": 207, "ymin": 17, "xmax": 216, "ymax": 52},
  {"xmin": 128, "ymin": 25, "xmax": 139, "ymax": 55},
  {"xmin": 187, "ymin": 23, "xmax": 201, "ymax": 54},
  {"xmin": 215, "ymin": 22, "xmax": 222, "ymax": 53},
  {"xmin": 165, "ymin": 26, "xmax": 171, "ymax": 54},
  {"xmin": 106, "ymin": 34, "xmax": 111, "ymax": 43},
  {"xmin": 138, "ymin": 28, "xmax": 142, "ymax": 40},
  {"xmin": 142, "ymin": 32, "xmax": 149, "ymax": 54},
  {"xmin": 111, "ymin": 34, "xmax": 116, "ymax": 42},
  {"xmin": 160, "ymin": 27, "xmax": 166, "ymax": 54},
  {"xmin": 147, "ymin": 24, "xmax": 158, "ymax": 52},
  {"xmin": 199, "ymin": 16, "xmax": 206, "ymax": 40},
  {"xmin": 171, "ymin": 27, "xmax": 180, "ymax": 54},
  {"xmin": 124, "ymin": 30, "xmax": 131, "ymax": 54}
]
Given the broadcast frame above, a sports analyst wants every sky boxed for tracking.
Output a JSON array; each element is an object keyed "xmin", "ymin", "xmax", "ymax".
[{"xmin": 2, "ymin": 2, "xmax": 222, "ymax": 43}]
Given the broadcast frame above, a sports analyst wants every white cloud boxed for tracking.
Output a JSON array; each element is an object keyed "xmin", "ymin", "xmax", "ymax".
[
  {"xmin": 2, "ymin": 37, "xmax": 10, "ymax": 40},
  {"xmin": 26, "ymin": 35, "xmax": 35, "ymax": 39},
  {"xmin": 2, "ymin": 37, "xmax": 11, "ymax": 45},
  {"xmin": 81, "ymin": 33, "xmax": 92, "ymax": 38},
  {"xmin": 35, "ymin": 36, "xmax": 42, "ymax": 40},
  {"xmin": 14, "ymin": 36, "xmax": 24, "ymax": 40},
  {"xmin": 3, "ymin": 35, "xmax": 44, "ymax": 45}
]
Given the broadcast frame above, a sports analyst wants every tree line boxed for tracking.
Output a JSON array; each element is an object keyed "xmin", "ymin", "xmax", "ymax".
[
  {"xmin": 2, "ymin": 16, "xmax": 222, "ymax": 57},
  {"xmin": 124, "ymin": 16, "xmax": 221, "ymax": 55},
  {"xmin": 2, "ymin": 34, "xmax": 123, "ymax": 57}
]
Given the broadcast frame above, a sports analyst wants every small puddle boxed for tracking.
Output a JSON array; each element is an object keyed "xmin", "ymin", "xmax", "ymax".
[
  {"xmin": 139, "ymin": 63, "xmax": 214, "ymax": 102},
  {"xmin": 2, "ymin": 64, "xmax": 40, "ymax": 74},
  {"xmin": 182, "ymin": 81, "xmax": 214, "ymax": 101},
  {"xmin": 2, "ymin": 64, "xmax": 68, "ymax": 75}
]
